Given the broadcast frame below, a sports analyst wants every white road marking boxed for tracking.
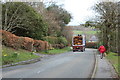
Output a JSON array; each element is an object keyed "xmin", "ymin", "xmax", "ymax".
[
  {"xmin": 37, "ymin": 71, "xmax": 42, "ymax": 74},
  {"xmin": 37, "ymin": 69, "xmax": 45, "ymax": 74}
]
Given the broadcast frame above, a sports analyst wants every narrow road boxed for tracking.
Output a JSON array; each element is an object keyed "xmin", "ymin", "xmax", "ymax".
[{"xmin": 2, "ymin": 49, "xmax": 97, "ymax": 78}]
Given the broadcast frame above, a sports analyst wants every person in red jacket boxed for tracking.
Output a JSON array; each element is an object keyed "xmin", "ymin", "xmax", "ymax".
[{"xmin": 98, "ymin": 45, "xmax": 106, "ymax": 59}]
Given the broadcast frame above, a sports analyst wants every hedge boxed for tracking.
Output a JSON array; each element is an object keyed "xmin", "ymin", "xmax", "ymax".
[
  {"xmin": 43, "ymin": 36, "xmax": 68, "ymax": 48},
  {"xmin": 86, "ymin": 42, "xmax": 98, "ymax": 49},
  {"xmin": 1, "ymin": 30, "xmax": 51, "ymax": 51}
]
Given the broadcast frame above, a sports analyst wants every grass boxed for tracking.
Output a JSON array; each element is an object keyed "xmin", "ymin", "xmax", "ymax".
[
  {"xmin": 1, "ymin": 46, "xmax": 71, "ymax": 65},
  {"xmin": 40, "ymin": 47, "xmax": 71, "ymax": 55},
  {"xmin": 2, "ymin": 45, "xmax": 40, "ymax": 65},
  {"xmin": 73, "ymin": 30, "xmax": 97, "ymax": 35},
  {"xmin": 106, "ymin": 52, "xmax": 120, "ymax": 76},
  {"xmin": 86, "ymin": 31, "xmax": 97, "ymax": 34},
  {"xmin": 73, "ymin": 30, "xmax": 83, "ymax": 34}
]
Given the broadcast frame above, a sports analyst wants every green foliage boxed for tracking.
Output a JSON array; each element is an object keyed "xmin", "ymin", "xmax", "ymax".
[
  {"xmin": 43, "ymin": 36, "xmax": 58, "ymax": 44},
  {"xmin": 2, "ymin": 2, "xmax": 72, "ymax": 50},
  {"xmin": 58, "ymin": 36, "xmax": 68, "ymax": 46},
  {"xmin": 93, "ymin": 1, "xmax": 119, "ymax": 53},
  {"xmin": 2, "ymin": 2, "xmax": 48, "ymax": 40},
  {"xmin": 43, "ymin": 36, "xmax": 68, "ymax": 46},
  {"xmin": 12, "ymin": 52, "xmax": 18, "ymax": 58},
  {"xmin": 85, "ymin": 21, "xmax": 92, "ymax": 27},
  {"xmin": 47, "ymin": 4, "xmax": 71, "ymax": 31}
]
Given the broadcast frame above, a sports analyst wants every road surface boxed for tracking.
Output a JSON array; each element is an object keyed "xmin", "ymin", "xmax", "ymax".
[{"xmin": 2, "ymin": 48, "xmax": 97, "ymax": 78}]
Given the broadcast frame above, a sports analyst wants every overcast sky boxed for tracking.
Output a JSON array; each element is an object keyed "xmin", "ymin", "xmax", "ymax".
[
  {"xmin": 3, "ymin": 0, "xmax": 120, "ymax": 26},
  {"xmin": 2, "ymin": 0, "xmax": 98, "ymax": 25},
  {"xmin": 44, "ymin": 0, "xmax": 119, "ymax": 26},
  {"xmin": 63, "ymin": 0, "xmax": 99, "ymax": 26},
  {"xmin": 44, "ymin": 0, "xmax": 99, "ymax": 26}
]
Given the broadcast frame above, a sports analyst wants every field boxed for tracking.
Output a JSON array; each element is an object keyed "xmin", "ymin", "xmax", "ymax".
[
  {"xmin": 73, "ymin": 30, "xmax": 97, "ymax": 41},
  {"xmin": 73, "ymin": 30, "xmax": 97, "ymax": 35}
]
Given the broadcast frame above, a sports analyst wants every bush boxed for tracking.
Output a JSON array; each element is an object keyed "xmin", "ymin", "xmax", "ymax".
[
  {"xmin": 33, "ymin": 40, "xmax": 51, "ymax": 51},
  {"xmin": 86, "ymin": 42, "xmax": 98, "ymax": 49},
  {"xmin": 33, "ymin": 40, "xmax": 45, "ymax": 51},
  {"xmin": 19, "ymin": 37, "xmax": 34, "ymax": 51},
  {"xmin": 43, "ymin": 36, "xmax": 58, "ymax": 44},
  {"xmin": 1, "ymin": 30, "xmax": 20, "ymax": 49},
  {"xmin": 2, "ymin": 2, "xmax": 48, "ymax": 40},
  {"xmin": 52, "ymin": 44, "xmax": 65, "ymax": 49},
  {"xmin": 43, "ymin": 36, "xmax": 68, "ymax": 48},
  {"xmin": 58, "ymin": 37, "xmax": 68, "ymax": 46},
  {"xmin": 44, "ymin": 41, "xmax": 49, "ymax": 50},
  {"xmin": 1, "ymin": 30, "xmax": 50, "ymax": 52}
]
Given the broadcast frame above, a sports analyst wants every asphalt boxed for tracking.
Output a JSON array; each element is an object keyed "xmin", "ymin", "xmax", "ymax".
[
  {"xmin": 1, "ymin": 48, "xmax": 118, "ymax": 79},
  {"xmin": 2, "ymin": 49, "xmax": 96, "ymax": 78}
]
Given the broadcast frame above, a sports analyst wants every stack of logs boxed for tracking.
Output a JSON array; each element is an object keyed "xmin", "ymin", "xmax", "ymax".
[{"xmin": 73, "ymin": 36, "xmax": 83, "ymax": 45}]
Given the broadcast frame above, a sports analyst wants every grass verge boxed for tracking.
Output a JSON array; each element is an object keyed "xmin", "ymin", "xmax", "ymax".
[
  {"xmin": 40, "ymin": 47, "xmax": 71, "ymax": 55},
  {"xmin": 73, "ymin": 30, "xmax": 83, "ymax": 34},
  {"xmin": 2, "ymin": 45, "xmax": 40, "ymax": 65},
  {"xmin": 106, "ymin": 52, "xmax": 120, "ymax": 76},
  {"xmin": 73, "ymin": 30, "xmax": 97, "ymax": 35}
]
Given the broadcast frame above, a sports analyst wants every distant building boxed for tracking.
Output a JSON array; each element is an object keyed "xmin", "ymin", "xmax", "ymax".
[{"xmin": 89, "ymin": 35, "xmax": 98, "ymax": 42}]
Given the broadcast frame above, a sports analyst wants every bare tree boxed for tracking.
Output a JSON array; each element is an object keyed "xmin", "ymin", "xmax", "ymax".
[
  {"xmin": 94, "ymin": 0, "xmax": 119, "ymax": 53},
  {"xmin": 62, "ymin": 26, "xmax": 73, "ymax": 45}
]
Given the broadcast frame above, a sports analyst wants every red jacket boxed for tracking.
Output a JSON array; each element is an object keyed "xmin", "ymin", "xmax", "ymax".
[{"xmin": 98, "ymin": 45, "xmax": 106, "ymax": 53}]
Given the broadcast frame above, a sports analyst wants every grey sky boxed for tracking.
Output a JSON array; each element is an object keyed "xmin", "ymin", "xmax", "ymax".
[
  {"xmin": 2, "ymin": 0, "xmax": 120, "ymax": 26},
  {"xmin": 47, "ymin": 0, "xmax": 99, "ymax": 26},
  {"xmin": 44, "ymin": 0, "xmax": 120, "ymax": 26},
  {"xmin": 63, "ymin": 0, "xmax": 98, "ymax": 26}
]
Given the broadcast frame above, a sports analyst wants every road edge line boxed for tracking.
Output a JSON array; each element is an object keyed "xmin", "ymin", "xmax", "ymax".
[{"xmin": 91, "ymin": 51, "xmax": 98, "ymax": 79}]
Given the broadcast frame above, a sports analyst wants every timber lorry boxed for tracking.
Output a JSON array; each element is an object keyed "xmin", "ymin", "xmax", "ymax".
[{"xmin": 72, "ymin": 34, "xmax": 86, "ymax": 52}]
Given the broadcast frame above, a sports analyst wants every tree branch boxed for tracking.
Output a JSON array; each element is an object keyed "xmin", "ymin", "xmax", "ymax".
[{"xmin": 7, "ymin": 3, "xmax": 23, "ymax": 30}]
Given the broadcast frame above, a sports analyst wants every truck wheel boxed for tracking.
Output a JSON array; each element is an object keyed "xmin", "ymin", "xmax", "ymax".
[
  {"xmin": 81, "ymin": 50, "xmax": 83, "ymax": 52},
  {"xmin": 73, "ymin": 50, "xmax": 75, "ymax": 52}
]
